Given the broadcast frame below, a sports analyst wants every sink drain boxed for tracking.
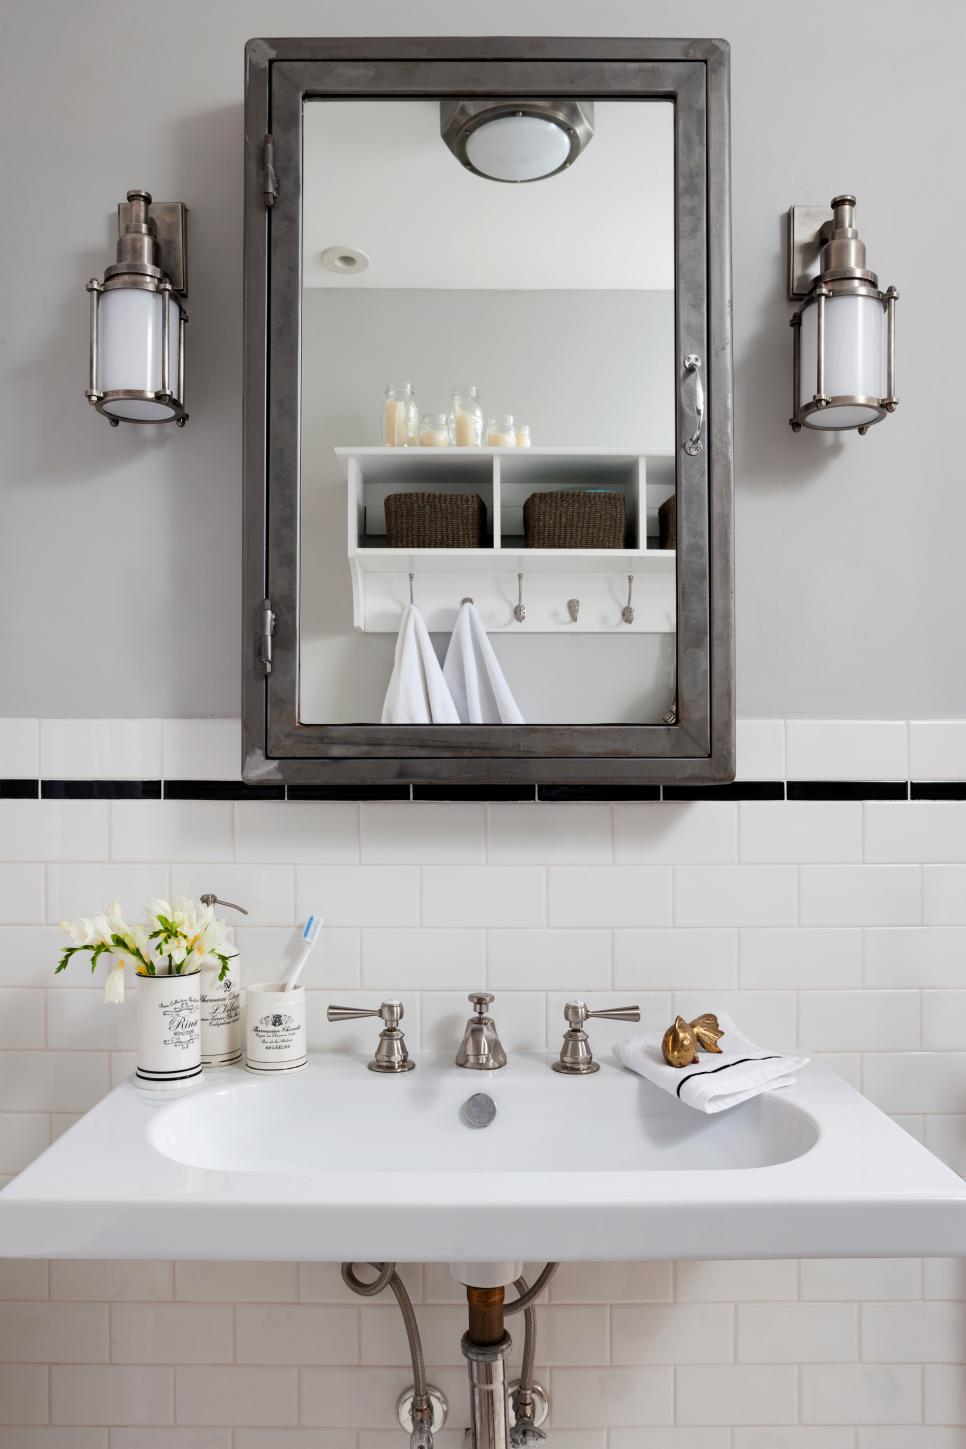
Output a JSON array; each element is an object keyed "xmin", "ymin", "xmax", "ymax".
[{"xmin": 461, "ymin": 1092, "xmax": 497, "ymax": 1129}]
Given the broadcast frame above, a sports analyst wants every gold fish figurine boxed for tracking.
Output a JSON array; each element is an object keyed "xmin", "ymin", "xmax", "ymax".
[{"xmin": 661, "ymin": 1013, "xmax": 725, "ymax": 1068}]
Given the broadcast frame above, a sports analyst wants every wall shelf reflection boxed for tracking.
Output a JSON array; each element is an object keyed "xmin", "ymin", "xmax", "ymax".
[{"xmin": 338, "ymin": 446, "xmax": 676, "ymax": 633}]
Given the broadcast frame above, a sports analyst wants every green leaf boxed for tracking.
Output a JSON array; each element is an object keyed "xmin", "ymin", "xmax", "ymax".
[{"xmin": 54, "ymin": 945, "xmax": 84, "ymax": 975}]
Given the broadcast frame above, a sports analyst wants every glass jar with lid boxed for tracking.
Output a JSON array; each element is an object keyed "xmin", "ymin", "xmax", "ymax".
[
  {"xmin": 450, "ymin": 386, "xmax": 483, "ymax": 447},
  {"xmin": 514, "ymin": 422, "xmax": 532, "ymax": 447},
  {"xmin": 381, "ymin": 383, "xmax": 418, "ymax": 447}
]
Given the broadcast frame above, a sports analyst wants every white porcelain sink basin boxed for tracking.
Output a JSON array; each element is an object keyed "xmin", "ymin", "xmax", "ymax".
[
  {"xmin": 151, "ymin": 1057, "xmax": 817, "ymax": 1175},
  {"xmin": 1, "ymin": 1054, "xmax": 964, "ymax": 1262}
]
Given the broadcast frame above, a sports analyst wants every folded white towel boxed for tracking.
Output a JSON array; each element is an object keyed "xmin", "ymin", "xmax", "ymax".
[
  {"xmin": 443, "ymin": 600, "xmax": 525, "ymax": 725},
  {"xmin": 381, "ymin": 604, "xmax": 461, "ymax": 725},
  {"xmin": 614, "ymin": 1013, "xmax": 809, "ymax": 1114}
]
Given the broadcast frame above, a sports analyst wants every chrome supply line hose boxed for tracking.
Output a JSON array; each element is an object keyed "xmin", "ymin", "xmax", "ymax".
[
  {"xmin": 511, "ymin": 1275, "xmax": 538, "ymax": 1439},
  {"xmin": 502, "ymin": 1262, "xmax": 558, "ymax": 1317},
  {"xmin": 505, "ymin": 1265, "xmax": 557, "ymax": 1445},
  {"xmin": 342, "ymin": 1262, "xmax": 432, "ymax": 1444}
]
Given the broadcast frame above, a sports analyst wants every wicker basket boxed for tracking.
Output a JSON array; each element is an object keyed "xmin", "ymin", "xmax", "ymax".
[
  {"xmin": 384, "ymin": 492, "xmax": 485, "ymax": 548},
  {"xmin": 523, "ymin": 491, "xmax": 626, "ymax": 549},
  {"xmin": 658, "ymin": 495, "xmax": 677, "ymax": 550}
]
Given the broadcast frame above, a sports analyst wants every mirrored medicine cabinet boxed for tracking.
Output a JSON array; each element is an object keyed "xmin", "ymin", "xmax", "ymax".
[{"xmin": 242, "ymin": 37, "xmax": 734, "ymax": 790}]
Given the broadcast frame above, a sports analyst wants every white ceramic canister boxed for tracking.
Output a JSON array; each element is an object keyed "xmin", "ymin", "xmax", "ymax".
[
  {"xmin": 136, "ymin": 970, "xmax": 202, "ymax": 1089},
  {"xmin": 245, "ymin": 981, "xmax": 307, "ymax": 1074},
  {"xmin": 200, "ymin": 958, "xmax": 242, "ymax": 1066}
]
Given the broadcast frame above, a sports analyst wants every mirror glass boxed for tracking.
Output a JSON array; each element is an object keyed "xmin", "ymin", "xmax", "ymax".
[{"xmin": 298, "ymin": 98, "xmax": 676, "ymax": 725}]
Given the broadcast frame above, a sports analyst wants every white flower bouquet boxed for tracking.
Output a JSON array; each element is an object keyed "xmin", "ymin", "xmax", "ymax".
[{"xmin": 56, "ymin": 896, "xmax": 236, "ymax": 1004}]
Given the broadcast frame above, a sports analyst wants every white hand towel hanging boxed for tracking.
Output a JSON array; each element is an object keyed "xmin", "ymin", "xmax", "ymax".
[
  {"xmin": 443, "ymin": 600, "xmax": 525, "ymax": 724},
  {"xmin": 614, "ymin": 1012, "xmax": 809, "ymax": 1114},
  {"xmin": 381, "ymin": 604, "xmax": 461, "ymax": 725}
]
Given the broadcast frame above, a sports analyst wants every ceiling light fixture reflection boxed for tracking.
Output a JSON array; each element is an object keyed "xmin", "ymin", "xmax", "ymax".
[{"xmin": 440, "ymin": 99, "xmax": 594, "ymax": 183}]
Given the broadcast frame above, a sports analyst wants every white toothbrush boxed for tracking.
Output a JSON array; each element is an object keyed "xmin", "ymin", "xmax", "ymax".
[{"xmin": 283, "ymin": 914, "xmax": 322, "ymax": 990}]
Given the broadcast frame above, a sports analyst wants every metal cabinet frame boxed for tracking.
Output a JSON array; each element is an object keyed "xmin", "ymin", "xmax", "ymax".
[{"xmin": 243, "ymin": 36, "xmax": 733, "ymax": 788}]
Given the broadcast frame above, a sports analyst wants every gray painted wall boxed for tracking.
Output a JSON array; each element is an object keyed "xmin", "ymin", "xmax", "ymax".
[
  {"xmin": 301, "ymin": 288, "xmax": 675, "ymax": 453},
  {"xmin": 1, "ymin": 0, "xmax": 960, "ymax": 718}
]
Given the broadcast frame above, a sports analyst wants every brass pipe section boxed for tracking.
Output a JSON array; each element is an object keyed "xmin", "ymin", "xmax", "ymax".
[{"xmin": 466, "ymin": 1284, "xmax": 505, "ymax": 1346}]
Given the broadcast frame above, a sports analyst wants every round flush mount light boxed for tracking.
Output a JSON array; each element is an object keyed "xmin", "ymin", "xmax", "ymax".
[
  {"xmin": 440, "ymin": 99, "xmax": 594, "ymax": 183},
  {"xmin": 320, "ymin": 245, "xmax": 371, "ymax": 275}
]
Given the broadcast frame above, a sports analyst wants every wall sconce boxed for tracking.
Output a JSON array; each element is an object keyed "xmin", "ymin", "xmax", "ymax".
[
  {"xmin": 787, "ymin": 194, "xmax": 897, "ymax": 434},
  {"xmin": 86, "ymin": 189, "xmax": 188, "ymax": 427}
]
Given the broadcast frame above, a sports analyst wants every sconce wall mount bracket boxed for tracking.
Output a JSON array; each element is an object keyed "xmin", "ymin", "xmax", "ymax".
[
  {"xmin": 116, "ymin": 198, "xmax": 188, "ymax": 296},
  {"xmin": 787, "ymin": 204, "xmax": 835, "ymax": 301}
]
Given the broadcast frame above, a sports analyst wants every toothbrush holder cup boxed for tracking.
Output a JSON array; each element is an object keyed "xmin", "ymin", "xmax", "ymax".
[{"xmin": 245, "ymin": 981, "xmax": 307, "ymax": 1074}]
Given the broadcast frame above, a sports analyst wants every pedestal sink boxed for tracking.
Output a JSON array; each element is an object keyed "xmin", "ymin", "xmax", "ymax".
[{"xmin": 1, "ymin": 1054, "xmax": 963, "ymax": 1261}]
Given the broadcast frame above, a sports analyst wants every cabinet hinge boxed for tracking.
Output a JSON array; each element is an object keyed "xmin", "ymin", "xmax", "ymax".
[
  {"xmin": 258, "ymin": 598, "xmax": 276, "ymax": 675},
  {"xmin": 261, "ymin": 133, "xmax": 278, "ymax": 209}
]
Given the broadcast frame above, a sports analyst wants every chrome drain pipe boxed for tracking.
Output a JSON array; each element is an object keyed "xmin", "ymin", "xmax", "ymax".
[
  {"xmin": 462, "ymin": 1330, "xmax": 513, "ymax": 1449},
  {"xmin": 461, "ymin": 1264, "xmax": 557, "ymax": 1449}
]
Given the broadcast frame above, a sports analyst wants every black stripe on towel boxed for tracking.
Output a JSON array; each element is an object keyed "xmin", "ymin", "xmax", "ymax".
[{"xmin": 675, "ymin": 1055, "xmax": 782, "ymax": 1100}]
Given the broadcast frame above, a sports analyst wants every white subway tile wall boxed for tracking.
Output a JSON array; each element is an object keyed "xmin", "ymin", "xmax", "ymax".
[
  {"xmin": 0, "ymin": 718, "xmax": 40, "ymax": 778},
  {"xmin": 39, "ymin": 719, "xmax": 163, "ymax": 781},
  {"xmin": 1, "ymin": 717, "xmax": 965, "ymax": 1441}
]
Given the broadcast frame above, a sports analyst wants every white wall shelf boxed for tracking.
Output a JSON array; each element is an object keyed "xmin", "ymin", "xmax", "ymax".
[{"xmin": 337, "ymin": 446, "xmax": 676, "ymax": 633}]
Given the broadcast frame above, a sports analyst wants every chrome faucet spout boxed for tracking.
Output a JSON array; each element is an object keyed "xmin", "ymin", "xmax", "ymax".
[{"xmin": 456, "ymin": 992, "xmax": 508, "ymax": 1070}]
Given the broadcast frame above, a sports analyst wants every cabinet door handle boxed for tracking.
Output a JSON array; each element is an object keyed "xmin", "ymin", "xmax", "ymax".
[{"xmin": 683, "ymin": 353, "xmax": 704, "ymax": 456}]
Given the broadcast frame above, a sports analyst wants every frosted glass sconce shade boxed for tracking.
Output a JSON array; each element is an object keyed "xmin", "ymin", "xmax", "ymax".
[
  {"xmin": 86, "ymin": 188, "xmax": 189, "ymax": 427},
  {"xmin": 96, "ymin": 288, "xmax": 183, "ymax": 422},
  {"xmin": 798, "ymin": 293, "xmax": 886, "ymax": 430},
  {"xmin": 788, "ymin": 195, "xmax": 897, "ymax": 435}
]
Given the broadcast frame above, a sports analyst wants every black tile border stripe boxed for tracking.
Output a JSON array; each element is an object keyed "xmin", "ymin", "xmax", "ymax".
[
  {"xmin": 538, "ymin": 785, "xmax": 660, "ymax": 802},
  {"xmin": 42, "ymin": 780, "xmax": 162, "ymax": 800},
  {"xmin": 786, "ymin": 780, "xmax": 908, "ymax": 801},
  {"xmin": 286, "ymin": 784, "xmax": 411, "ymax": 801},
  {"xmin": 3, "ymin": 777, "xmax": 964, "ymax": 803},
  {"xmin": 0, "ymin": 778, "xmax": 40, "ymax": 798},
  {"xmin": 910, "ymin": 782, "xmax": 966, "ymax": 800},
  {"xmin": 664, "ymin": 782, "xmax": 785, "ymax": 801},
  {"xmin": 163, "ymin": 780, "xmax": 285, "ymax": 801},
  {"xmin": 416, "ymin": 785, "xmax": 537, "ymax": 802}
]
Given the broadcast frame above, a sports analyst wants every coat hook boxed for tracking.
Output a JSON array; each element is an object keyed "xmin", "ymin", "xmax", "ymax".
[
  {"xmin": 567, "ymin": 597, "xmax": 580, "ymax": 622},
  {"xmin": 408, "ymin": 572, "xmax": 415, "ymax": 606},
  {"xmin": 460, "ymin": 596, "xmax": 474, "ymax": 606},
  {"xmin": 621, "ymin": 574, "xmax": 635, "ymax": 625},
  {"xmin": 513, "ymin": 572, "xmax": 526, "ymax": 623}
]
